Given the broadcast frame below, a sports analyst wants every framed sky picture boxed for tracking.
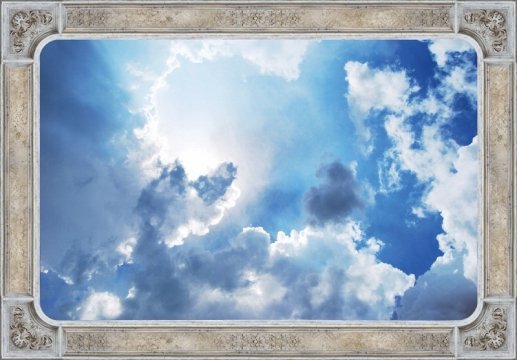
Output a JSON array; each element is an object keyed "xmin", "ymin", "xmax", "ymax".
[{"xmin": 1, "ymin": 1, "xmax": 515, "ymax": 359}]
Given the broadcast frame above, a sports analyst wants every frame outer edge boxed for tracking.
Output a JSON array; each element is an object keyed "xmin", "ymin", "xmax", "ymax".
[{"xmin": 1, "ymin": 1, "xmax": 516, "ymax": 359}]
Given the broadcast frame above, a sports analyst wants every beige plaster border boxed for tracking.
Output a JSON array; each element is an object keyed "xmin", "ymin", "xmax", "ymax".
[{"xmin": 0, "ymin": 1, "xmax": 515, "ymax": 358}]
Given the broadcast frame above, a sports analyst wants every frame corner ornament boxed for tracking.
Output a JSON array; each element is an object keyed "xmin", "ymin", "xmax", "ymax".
[
  {"xmin": 7, "ymin": 7, "xmax": 57, "ymax": 58},
  {"xmin": 8, "ymin": 304, "xmax": 56, "ymax": 353},
  {"xmin": 461, "ymin": 304, "xmax": 509, "ymax": 352},
  {"xmin": 460, "ymin": 8, "xmax": 511, "ymax": 56}
]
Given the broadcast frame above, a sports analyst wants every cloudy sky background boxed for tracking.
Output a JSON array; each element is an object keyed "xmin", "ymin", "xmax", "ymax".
[{"xmin": 40, "ymin": 39, "xmax": 478, "ymax": 321}]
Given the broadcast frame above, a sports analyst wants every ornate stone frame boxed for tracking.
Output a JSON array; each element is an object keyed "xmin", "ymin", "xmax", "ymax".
[{"xmin": 0, "ymin": 0, "xmax": 515, "ymax": 358}]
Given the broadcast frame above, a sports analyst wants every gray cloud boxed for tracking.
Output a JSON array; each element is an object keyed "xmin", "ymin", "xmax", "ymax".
[
  {"xmin": 304, "ymin": 161, "xmax": 363, "ymax": 225},
  {"xmin": 392, "ymin": 263, "xmax": 477, "ymax": 320},
  {"xmin": 192, "ymin": 163, "xmax": 237, "ymax": 205},
  {"xmin": 121, "ymin": 161, "xmax": 241, "ymax": 319}
]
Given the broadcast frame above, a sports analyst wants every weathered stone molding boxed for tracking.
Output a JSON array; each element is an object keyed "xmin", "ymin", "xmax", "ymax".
[
  {"xmin": 64, "ymin": 327, "xmax": 453, "ymax": 356},
  {"xmin": 63, "ymin": 5, "xmax": 451, "ymax": 33},
  {"xmin": 4, "ymin": 5, "xmax": 58, "ymax": 59},
  {"xmin": 9, "ymin": 306, "xmax": 53, "ymax": 350},
  {"xmin": 214, "ymin": 332, "xmax": 302, "ymax": 352},
  {"xmin": 462, "ymin": 305, "xmax": 509, "ymax": 351},
  {"xmin": 5, "ymin": 303, "xmax": 57, "ymax": 357},
  {"xmin": 10, "ymin": 10, "xmax": 53, "ymax": 53},
  {"xmin": 460, "ymin": 6, "xmax": 513, "ymax": 57},
  {"xmin": 0, "ymin": 1, "xmax": 516, "ymax": 359},
  {"xmin": 4, "ymin": 65, "xmax": 33, "ymax": 296}
]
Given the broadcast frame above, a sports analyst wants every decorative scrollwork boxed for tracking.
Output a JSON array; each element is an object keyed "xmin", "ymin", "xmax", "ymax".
[
  {"xmin": 464, "ymin": 307, "xmax": 507, "ymax": 351},
  {"xmin": 9, "ymin": 10, "xmax": 53, "ymax": 53},
  {"xmin": 215, "ymin": 9, "xmax": 302, "ymax": 28},
  {"xmin": 464, "ymin": 9, "xmax": 507, "ymax": 52},
  {"xmin": 9, "ymin": 306, "xmax": 53, "ymax": 350},
  {"xmin": 215, "ymin": 332, "xmax": 302, "ymax": 352}
]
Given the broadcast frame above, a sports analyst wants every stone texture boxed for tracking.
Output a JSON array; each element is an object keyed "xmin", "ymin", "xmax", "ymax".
[
  {"xmin": 4, "ymin": 65, "xmax": 33, "ymax": 296},
  {"xmin": 64, "ymin": 328, "xmax": 451, "ymax": 356},
  {"xmin": 64, "ymin": 5, "xmax": 451, "ymax": 32},
  {"xmin": 8, "ymin": 304, "xmax": 55, "ymax": 353},
  {"xmin": 461, "ymin": 304, "xmax": 510, "ymax": 352},
  {"xmin": 485, "ymin": 63, "xmax": 513, "ymax": 297},
  {"xmin": 460, "ymin": 7, "xmax": 512, "ymax": 57},
  {"xmin": 4, "ymin": 5, "xmax": 58, "ymax": 60},
  {"xmin": 0, "ymin": 1, "xmax": 516, "ymax": 359}
]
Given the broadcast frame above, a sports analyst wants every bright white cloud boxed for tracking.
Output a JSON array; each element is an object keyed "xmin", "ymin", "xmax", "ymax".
[
  {"xmin": 428, "ymin": 38, "xmax": 474, "ymax": 67},
  {"xmin": 79, "ymin": 292, "xmax": 123, "ymax": 320},
  {"xmin": 345, "ymin": 61, "xmax": 417, "ymax": 115},
  {"xmin": 344, "ymin": 61, "xmax": 419, "ymax": 152},
  {"xmin": 424, "ymin": 137, "xmax": 478, "ymax": 280}
]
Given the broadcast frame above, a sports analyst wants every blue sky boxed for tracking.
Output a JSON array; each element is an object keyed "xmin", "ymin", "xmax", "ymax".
[{"xmin": 40, "ymin": 39, "xmax": 478, "ymax": 321}]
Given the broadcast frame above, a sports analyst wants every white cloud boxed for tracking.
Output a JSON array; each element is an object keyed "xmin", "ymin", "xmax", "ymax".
[
  {"xmin": 379, "ymin": 104, "xmax": 478, "ymax": 283},
  {"xmin": 428, "ymin": 39, "xmax": 474, "ymax": 67},
  {"xmin": 126, "ymin": 40, "xmax": 313, "ymax": 215},
  {"xmin": 270, "ymin": 222, "xmax": 415, "ymax": 319},
  {"xmin": 345, "ymin": 61, "xmax": 417, "ymax": 115},
  {"xmin": 384, "ymin": 115, "xmax": 458, "ymax": 184},
  {"xmin": 79, "ymin": 292, "xmax": 122, "ymax": 320},
  {"xmin": 126, "ymin": 286, "xmax": 136, "ymax": 299},
  {"xmin": 351, "ymin": 48, "xmax": 478, "ymax": 284},
  {"xmin": 116, "ymin": 237, "xmax": 137, "ymax": 264},
  {"xmin": 198, "ymin": 272, "xmax": 287, "ymax": 316},
  {"xmin": 412, "ymin": 207, "xmax": 426, "ymax": 219},
  {"xmin": 424, "ymin": 137, "xmax": 478, "ymax": 280},
  {"xmin": 233, "ymin": 40, "xmax": 312, "ymax": 81},
  {"xmin": 344, "ymin": 61, "xmax": 419, "ymax": 152},
  {"xmin": 443, "ymin": 66, "xmax": 477, "ymax": 103},
  {"xmin": 163, "ymin": 184, "xmax": 240, "ymax": 248},
  {"xmin": 186, "ymin": 221, "xmax": 415, "ymax": 319}
]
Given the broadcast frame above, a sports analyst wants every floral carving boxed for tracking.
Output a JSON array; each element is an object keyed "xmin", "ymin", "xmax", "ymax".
[
  {"xmin": 216, "ymin": 332, "xmax": 302, "ymax": 352},
  {"xmin": 414, "ymin": 332, "xmax": 450, "ymax": 351},
  {"xmin": 464, "ymin": 10, "xmax": 507, "ymax": 52},
  {"xmin": 9, "ymin": 10, "xmax": 53, "ymax": 53},
  {"xmin": 66, "ymin": 9, "xmax": 110, "ymax": 28},
  {"xmin": 216, "ymin": 9, "xmax": 302, "ymax": 28},
  {"xmin": 418, "ymin": 9, "xmax": 450, "ymax": 28},
  {"xmin": 9, "ymin": 306, "xmax": 53, "ymax": 351},
  {"xmin": 464, "ymin": 307, "xmax": 507, "ymax": 351}
]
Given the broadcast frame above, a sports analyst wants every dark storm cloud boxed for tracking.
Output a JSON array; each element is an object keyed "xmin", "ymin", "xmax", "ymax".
[
  {"xmin": 304, "ymin": 161, "xmax": 363, "ymax": 225},
  {"xmin": 192, "ymin": 162, "xmax": 237, "ymax": 205}
]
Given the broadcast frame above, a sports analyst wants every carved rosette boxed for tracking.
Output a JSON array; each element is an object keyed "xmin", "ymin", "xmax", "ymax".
[
  {"xmin": 461, "ymin": 8, "xmax": 509, "ymax": 55},
  {"xmin": 462, "ymin": 306, "xmax": 508, "ymax": 351},
  {"xmin": 8, "ymin": 305, "xmax": 55, "ymax": 352},
  {"xmin": 8, "ymin": 8, "xmax": 55, "ymax": 57}
]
